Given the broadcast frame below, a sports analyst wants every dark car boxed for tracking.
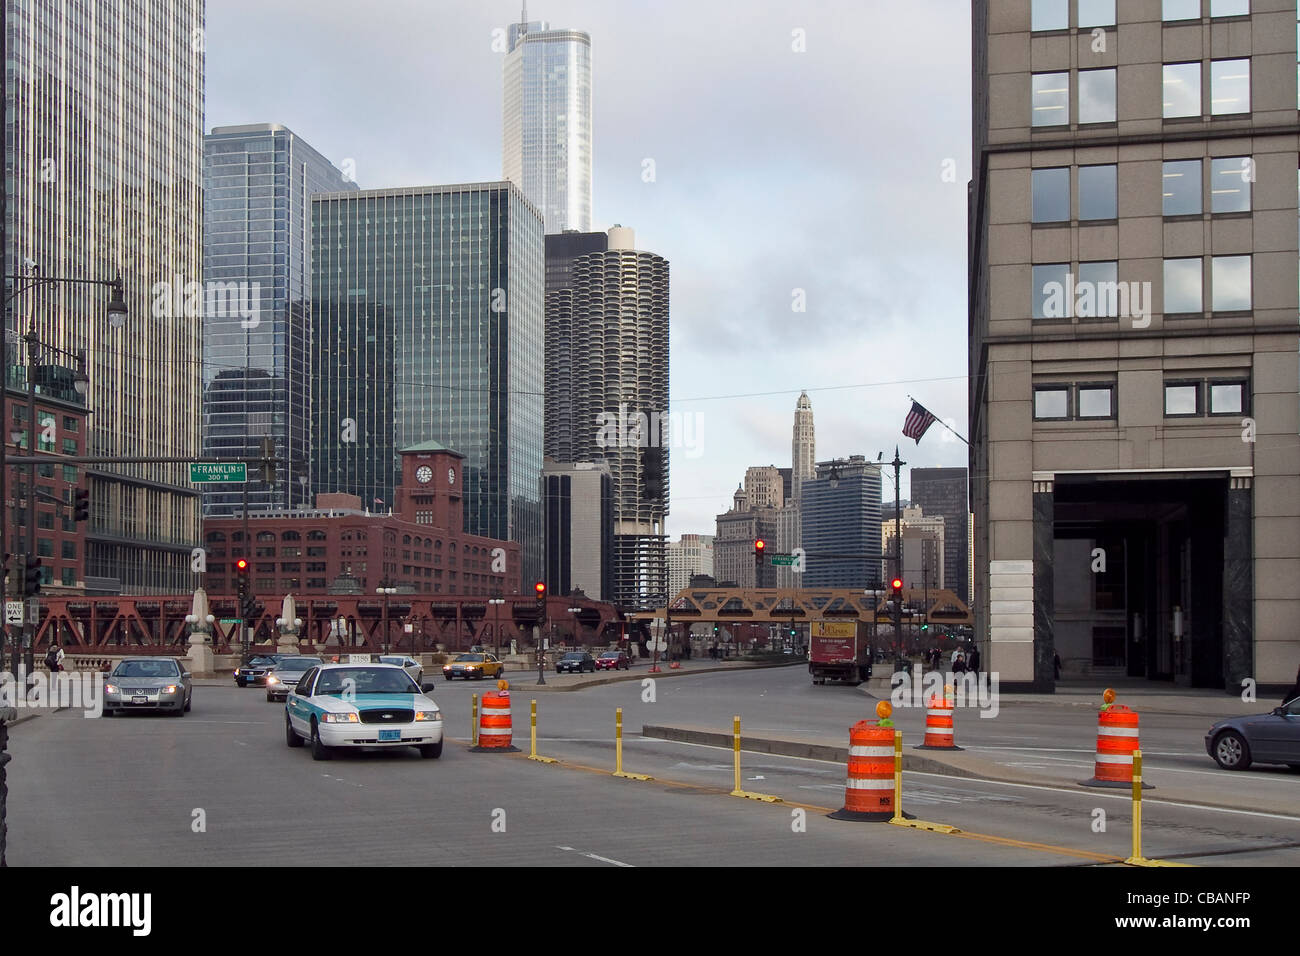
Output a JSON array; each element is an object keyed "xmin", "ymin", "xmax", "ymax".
[
  {"xmin": 234, "ymin": 655, "xmax": 284, "ymax": 687},
  {"xmin": 555, "ymin": 652, "xmax": 596, "ymax": 674},
  {"xmin": 595, "ymin": 651, "xmax": 630, "ymax": 671},
  {"xmin": 1205, "ymin": 696, "xmax": 1300, "ymax": 771},
  {"xmin": 265, "ymin": 656, "xmax": 325, "ymax": 702}
]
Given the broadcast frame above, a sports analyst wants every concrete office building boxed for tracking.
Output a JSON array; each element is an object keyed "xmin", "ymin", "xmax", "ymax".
[
  {"xmin": 882, "ymin": 506, "xmax": 947, "ymax": 589},
  {"xmin": 311, "ymin": 182, "xmax": 545, "ymax": 588},
  {"xmin": 543, "ymin": 460, "xmax": 614, "ymax": 600},
  {"xmin": 203, "ymin": 124, "xmax": 357, "ymax": 516},
  {"xmin": 792, "ymin": 391, "xmax": 816, "ymax": 500},
  {"xmin": 970, "ymin": 0, "xmax": 1300, "ymax": 689},
  {"xmin": 667, "ymin": 533, "xmax": 714, "ymax": 597},
  {"xmin": 5, "ymin": 1, "xmax": 204, "ymax": 592},
  {"xmin": 503, "ymin": 10, "xmax": 593, "ymax": 233},
  {"xmin": 910, "ymin": 467, "xmax": 970, "ymax": 604}
]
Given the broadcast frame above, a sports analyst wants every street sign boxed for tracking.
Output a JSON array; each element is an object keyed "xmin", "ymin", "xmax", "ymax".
[
  {"xmin": 770, "ymin": 555, "xmax": 796, "ymax": 566},
  {"xmin": 189, "ymin": 462, "xmax": 247, "ymax": 483},
  {"xmin": 5, "ymin": 601, "xmax": 23, "ymax": 625}
]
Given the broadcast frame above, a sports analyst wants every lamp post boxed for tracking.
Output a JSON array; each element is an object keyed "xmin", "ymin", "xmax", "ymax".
[
  {"xmin": 376, "ymin": 582, "xmax": 397, "ymax": 653},
  {"xmin": 567, "ymin": 606, "xmax": 582, "ymax": 647},
  {"xmin": 488, "ymin": 596, "xmax": 505, "ymax": 660},
  {"xmin": 2, "ymin": 264, "xmax": 125, "ymax": 678}
]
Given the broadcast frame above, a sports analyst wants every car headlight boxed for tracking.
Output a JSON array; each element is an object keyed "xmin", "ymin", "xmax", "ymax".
[
  {"xmin": 321, "ymin": 712, "xmax": 359, "ymax": 723},
  {"xmin": 164, "ymin": 685, "xmax": 180, "ymax": 695},
  {"xmin": 266, "ymin": 675, "xmax": 279, "ymax": 685},
  {"xmin": 415, "ymin": 710, "xmax": 442, "ymax": 721},
  {"xmin": 442, "ymin": 665, "xmax": 451, "ymax": 671},
  {"xmin": 105, "ymin": 683, "xmax": 118, "ymax": 694}
]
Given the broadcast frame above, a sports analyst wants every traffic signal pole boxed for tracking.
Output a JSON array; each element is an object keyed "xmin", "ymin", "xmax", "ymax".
[{"xmin": 892, "ymin": 447, "xmax": 905, "ymax": 661}]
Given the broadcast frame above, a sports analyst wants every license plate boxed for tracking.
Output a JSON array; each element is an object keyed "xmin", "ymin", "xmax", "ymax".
[
  {"xmin": 378, "ymin": 729, "xmax": 401, "ymax": 742},
  {"xmin": 132, "ymin": 696, "xmax": 148, "ymax": 704}
]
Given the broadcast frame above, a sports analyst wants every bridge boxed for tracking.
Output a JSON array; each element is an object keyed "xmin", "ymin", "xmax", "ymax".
[{"xmin": 627, "ymin": 586, "xmax": 972, "ymax": 627}]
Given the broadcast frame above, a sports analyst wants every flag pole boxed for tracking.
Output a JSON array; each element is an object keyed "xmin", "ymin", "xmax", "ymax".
[{"xmin": 907, "ymin": 395, "xmax": 969, "ymax": 446}]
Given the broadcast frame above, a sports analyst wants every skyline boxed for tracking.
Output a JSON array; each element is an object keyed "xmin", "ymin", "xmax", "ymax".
[{"xmin": 205, "ymin": 0, "xmax": 973, "ymax": 537}]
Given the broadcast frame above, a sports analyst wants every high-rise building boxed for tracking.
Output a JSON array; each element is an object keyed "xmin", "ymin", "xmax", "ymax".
[
  {"xmin": 744, "ymin": 466, "xmax": 784, "ymax": 509},
  {"xmin": 791, "ymin": 391, "xmax": 816, "ymax": 500},
  {"xmin": 545, "ymin": 225, "xmax": 669, "ymax": 608},
  {"xmin": 881, "ymin": 506, "xmax": 945, "ymax": 590},
  {"xmin": 666, "ymin": 533, "xmax": 714, "ymax": 597},
  {"xmin": 503, "ymin": 9, "xmax": 592, "ymax": 233},
  {"xmin": 202, "ymin": 124, "xmax": 357, "ymax": 517},
  {"xmin": 544, "ymin": 229, "xmax": 608, "ymax": 463},
  {"xmin": 714, "ymin": 486, "xmax": 778, "ymax": 588},
  {"xmin": 800, "ymin": 457, "xmax": 882, "ymax": 589},
  {"xmin": 543, "ymin": 460, "xmax": 614, "ymax": 600},
  {"xmin": 970, "ymin": 0, "xmax": 1299, "ymax": 690},
  {"xmin": 5, "ymin": 1, "xmax": 204, "ymax": 592},
  {"xmin": 910, "ymin": 467, "xmax": 969, "ymax": 605},
  {"xmin": 310, "ymin": 182, "xmax": 545, "ymax": 587}
]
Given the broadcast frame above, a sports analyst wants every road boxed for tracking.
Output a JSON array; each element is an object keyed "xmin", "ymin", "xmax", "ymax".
[{"xmin": 5, "ymin": 666, "xmax": 1297, "ymax": 866}]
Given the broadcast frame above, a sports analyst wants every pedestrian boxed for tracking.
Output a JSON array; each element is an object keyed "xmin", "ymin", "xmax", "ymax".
[
  {"xmin": 952, "ymin": 652, "xmax": 966, "ymax": 674},
  {"xmin": 45, "ymin": 641, "xmax": 65, "ymax": 672},
  {"xmin": 969, "ymin": 645, "xmax": 981, "ymax": 677},
  {"xmin": 1053, "ymin": 650, "xmax": 1062, "ymax": 681}
]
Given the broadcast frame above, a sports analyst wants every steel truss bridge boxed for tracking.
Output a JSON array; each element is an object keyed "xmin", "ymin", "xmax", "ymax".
[{"xmin": 627, "ymin": 586, "xmax": 972, "ymax": 627}]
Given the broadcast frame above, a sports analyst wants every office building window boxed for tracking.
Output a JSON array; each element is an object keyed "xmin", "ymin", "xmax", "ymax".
[
  {"xmin": 1162, "ymin": 160, "xmax": 1202, "ymax": 215},
  {"xmin": 1163, "ymin": 63, "xmax": 1201, "ymax": 117},
  {"xmin": 1034, "ymin": 387, "xmax": 1071, "ymax": 420},
  {"xmin": 1211, "ymin": 255, "xmax": 1251, "ymax": 311},
  {"xmin": 1078, "ymin": 0, "xmax": 1116, "ymax": 26},
  {"xmin": 1032, "ymin": 167, "xmax": 1071, "ymax": 222},
  {"xmin": 1077, "ymin": 385, "xmax": 1115, "ymax": 418},
  {"xmin": 1208, "ymin": 381, "xmax": 1247, "ymax": 414},
  {"xmin": 62, "ymin": 465, "xmax": 77, "ymax": 484},
  {"xmin": 1210, "ymin": 0, "xmax": 1248, "ymax": 14},
  {"xmin": 1078, "ymin": 261, "xmax": 1119, "ymax": 317},
  {"xmin": 1078, "ymin": 69, "xmax": 1117, "ymax": 124},
  {"xmin": 61, "ymin": 567, "xmax": 75, "ymax": 586},
  {"xmin": 1033, "ymin": 263, "xmax": 1071, "ymax": 319},
  {"xmin": 1164, "ymin": 382, "xmax": 1201, "ymax": 416},
  {"xmin": 1164, "ymin": 258, "xmax": 1203, "ymax": 313},
  {"xmin": 1031, "ymin": 0, "xmax": 1069, "ymax": 29},
  {"xmin": 1032, "ymin": 73, "xmax": 1070, "ymax": 126},
  {"xmin": 1079, "ymin": 165, "xmax": 1117, "ymax": 220},
  {"xmin": 62, "ymin": 416, "xmax": 77, "ymax": 432},
  {"xmin": 1210, "ymin": 59, "xmax": 1250, "ymax": 114},
  {"xmin": 62, "ymin": 540, "xmax": 76, "ymax": 559},
  {"xmin": 37, "ymin": 538, "xmax": 53, "ymax": 557},
  {"xmin": 1163, "ymin": 0, "xmax": 1201, "ymax": 19}
]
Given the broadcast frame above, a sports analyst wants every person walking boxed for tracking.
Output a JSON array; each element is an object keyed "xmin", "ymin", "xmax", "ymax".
[
  {"xmin": 1053, "ymin": 650, "xmax": 1062, "ymax": 681},
  {"xmin": 969, "ymin": 645, "xmax": 981, "ymax": 678},
  {"xmin": 45, "ymin": 640, "xmax": 65, "ymax": 673},
  {"xmin": 952, "ymin": 652, "xmax": 967, "ymax": 675}
]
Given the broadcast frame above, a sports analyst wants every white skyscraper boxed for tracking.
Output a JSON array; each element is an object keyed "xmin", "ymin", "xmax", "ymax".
[
  {"xmin": 792, "ymin": 391, "xmax": 816, "ymax": 501},
  {"xmin": 502, "ymin": 7, "xmax": 592, "ymax": 233}
]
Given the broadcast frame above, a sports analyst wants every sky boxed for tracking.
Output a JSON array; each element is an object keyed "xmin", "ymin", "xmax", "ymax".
[{"xmin": 206, "ymin": 0, "xmax": 974, "ymax": 536}]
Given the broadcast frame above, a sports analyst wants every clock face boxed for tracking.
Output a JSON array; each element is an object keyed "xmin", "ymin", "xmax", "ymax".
[
  {"xmin": 448, "ymin": 468, "xmax": 456, "ymax": 485},
  {"xmin": 415, "ymin": 466, "xmax": 433, "ymax": 484}
]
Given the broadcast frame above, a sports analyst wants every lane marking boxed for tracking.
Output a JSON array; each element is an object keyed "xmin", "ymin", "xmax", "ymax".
[{"xmin": 554, "ymin": 845, "xmax": 633, "ymax": 867}]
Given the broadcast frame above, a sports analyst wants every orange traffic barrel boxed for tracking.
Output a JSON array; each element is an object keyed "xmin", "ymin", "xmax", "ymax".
[
  {"xmin": 914, "ymin": 694, "xmax": 963, "ymax": 751},
  {"xmin": 1081, "ymin": 704, "xmax": 1150, "ymax": 789},
  {"xmin": 471, "ymin": 689, "xmax": 520, "ymax": 753},
  {"xmin": 828, "ymin": 720, "xmax": 896, "ymax": 821}
]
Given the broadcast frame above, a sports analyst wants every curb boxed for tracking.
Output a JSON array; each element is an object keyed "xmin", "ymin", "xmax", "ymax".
[{"xmin": 506, "ymin": 660, "xmax": 805, "ymax": 693}]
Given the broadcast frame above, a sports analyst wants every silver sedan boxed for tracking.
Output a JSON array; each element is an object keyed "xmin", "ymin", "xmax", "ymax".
[{"xmin": 104, "ymin": 657, "xmax": 192, "ymax": 716}]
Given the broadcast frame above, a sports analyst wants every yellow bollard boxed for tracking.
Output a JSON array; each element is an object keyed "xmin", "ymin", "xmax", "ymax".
[
  {"xmin": 612, "ymin": 706, "xmax": 652, "ymax": 780},
  {"xmin": 729, "ymin": 715, "xmax": 780, "ymax": 803},
  {"xmin": 1123, "ymin": 749, "xmax": 1187, "ymax": 866},
  {"xmin": 527, "ymin": 699, "xmax": 556, "ymax": 763},
  {"xmin": 888, "ymin": 727, "xmax": 960, "ymax": 833},
  {"xmin": 471, "ymin": 693, "xmax": 478, "ymax": 746}
]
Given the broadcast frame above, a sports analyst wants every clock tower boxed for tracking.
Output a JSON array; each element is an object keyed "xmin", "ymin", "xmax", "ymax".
[{"xmin": 395, "ymin": 441, "xmax": 464, "ymax": 532}]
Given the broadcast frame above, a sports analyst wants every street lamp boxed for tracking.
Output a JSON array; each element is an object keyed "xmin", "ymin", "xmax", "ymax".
[
  {"xmin": 376, "ymin": 583, "xmax": 397, "ymax": 653},
  {"xmin": 567, "ymin": 606, "xmax": 582, "ymax": 647},
  {"xmin": 488, "ymin": 596, "xmax": 505, "ymax": 660}
]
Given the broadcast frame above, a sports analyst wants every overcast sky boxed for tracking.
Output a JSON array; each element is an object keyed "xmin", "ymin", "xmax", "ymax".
[{"xmin": 207, "ymin": 0, "xmax": 973, "ymax": 535}]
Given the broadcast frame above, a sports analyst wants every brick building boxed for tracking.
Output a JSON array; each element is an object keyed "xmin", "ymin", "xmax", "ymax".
[{"xmin": 203, "ymin": 443, "xmax": 521, "ymax": 600}]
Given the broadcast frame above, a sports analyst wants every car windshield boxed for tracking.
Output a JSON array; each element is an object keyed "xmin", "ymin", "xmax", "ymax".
[
  {"xmin": 599, "ymin": 652, "xmax": 618, "ymax": 658},
  {"xmin": 313, "ymin": 667, "xmax": 419, "ymax": 695},
  {"xmin": 455, "ymin": 654, "xmax": 483, "ymax": 662},
  {"xmin": 276, "ymin": 658, "xmax": 320, "ymax": 672},
  {"xmin": 563, "ymin": 653, "xmax": 584, "ymax": 661},
  {"xmin": 113, "ymin": 660, "xmax": 180, "ymax": 678}
]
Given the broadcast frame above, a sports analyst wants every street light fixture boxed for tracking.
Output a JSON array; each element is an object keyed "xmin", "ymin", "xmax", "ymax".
[
  {"xmin": 376, "ymin": 583, "xmax": 397, "ymax": 653},
  {"xmin": 488, "ymin": 596, "xmax": 505, "ymax": 660}
]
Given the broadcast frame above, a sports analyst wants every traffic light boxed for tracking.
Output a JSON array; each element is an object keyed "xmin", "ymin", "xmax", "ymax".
[
  {"xmin": 7, "ymin": 553, "xmax": 22, "ymax": 598},
  {"xmin": 235, "ymin": 558, "xmax": 254, "ymax": 621},
  {"xmin": 789, "ymin": 627, "xmax": 797, "ymax": 637},
  {"xmin": 73, "ymin": 488, "xmax": 90, "ymax": 522},
  {"xmin": 754, "ymin": 538, "xmax": 766, "ymax": 558},
  {"xmin": 890, "ymin": 577, "xmax": 903, "ymax": 599},
  {"xmin": 2, "ymin": 552, "xmax": 8, "ymax": 590},
  {"xmin": 24, "ymin": 554, "xmax": 42, "ymax": 597},
  {"xmin": 920, "ymin": 623, "xmax": 929, "ymax": 632},
  {"xmin": 534, "ymin": 581, "xmax": 546, "ymax": 614},
  {"xmin": 712, "ymin": 624, "xmax": 719, "ymax": 635}
]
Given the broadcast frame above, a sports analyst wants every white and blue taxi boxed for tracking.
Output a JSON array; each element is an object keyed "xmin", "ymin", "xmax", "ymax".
[{"xmin": 284, "ymin": 662, "xmax": 443, "ymax": 760}]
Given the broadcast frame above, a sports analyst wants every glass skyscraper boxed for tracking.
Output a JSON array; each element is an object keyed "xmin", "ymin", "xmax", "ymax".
[
  {"xmin": 311, "ymin": 183, "xmax": 545, "ymax": 586},
  {"xmin": 503, "ymin": 15, "xmax": 592, "ymax": 233},
  {"xmin": 5, "ymin": 0, "xmax": 204, "ymax": 592},
  {"xmin": 800, "ymin": 458, "xmax": 883, "ymax": 589},
  {"xmin": 203, "ymin": 124, "xmax": 358, "ymax": 516}
]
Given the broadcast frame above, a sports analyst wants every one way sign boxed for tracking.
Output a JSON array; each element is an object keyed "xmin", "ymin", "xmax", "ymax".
[{"xmin": 5, "ymin": 600, "xmax": 24, "ymax": 625}]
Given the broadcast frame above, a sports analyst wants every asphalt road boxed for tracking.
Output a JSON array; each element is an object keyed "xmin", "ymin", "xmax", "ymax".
[{"xmin": 5, "ymin": 667, "xmax": 1297, "ymax": 866}]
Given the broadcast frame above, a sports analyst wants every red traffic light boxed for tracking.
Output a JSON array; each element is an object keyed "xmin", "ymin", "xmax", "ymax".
[
  {"xmin": 236, "ymin": 558, "xmax": 249, "ymax": 572},
  {"xmin": 754, "ymin": 539, "xmax": 766, "ymax": 552},
  {"xmin": 534, "ymin": 581, "xmax": 546, "ymax": 596},
  {"xmin": 891, "ymin": 578, "xmax": 903, "ymax": 591}
]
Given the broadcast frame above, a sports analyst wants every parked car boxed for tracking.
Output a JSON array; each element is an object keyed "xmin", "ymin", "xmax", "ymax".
[
  {"xmin": 442, "ymin": 653, "xmax": 504, "ymax": 681},
  {"xmin": 378, "ymin": 655, "xmax": 423, "ymax": 684},
  {"xmin": 284, "ymin": 663, "xmax": 443, "ymax": 760},
  {"xmin": 555, "ymin": 651, "xmax": 596, "ymax": 674},
  {"xmin": 595, "ymin": 650, "xmax": 630, "ymax": 671},
  {"xmin": 1205, "ymin": 696, "xmax": 1300, "ymax": 771},
  {"xmin": 266, "ymin": 656, "xmax": 325, "ymax": 702},
  {"xmin": 104, "ymin": 657, "xmax": 192, "ymax": 716},
  {"xmin": 234, "ymin": 655, "xmax": 283, "ymax": 687}
]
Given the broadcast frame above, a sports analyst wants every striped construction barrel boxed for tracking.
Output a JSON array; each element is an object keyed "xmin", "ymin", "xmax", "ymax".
[
  {"xmin": 1081, "ymin": 704, "xmax": 1148, "ymax": 788},
  {"xmin": 914, "ymin": 694, "xmax": 962, "ymax": 751},
  {"xmin": 829, "ymin": 720, "xmax": 895, "ymax": 821},
  {"xmin": 473, "ymin": 690, "xmax": 517, "ymax": 751}
]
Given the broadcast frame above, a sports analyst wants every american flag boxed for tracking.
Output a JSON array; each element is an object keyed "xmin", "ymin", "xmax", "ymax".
[{"xmin": 902, "ymin": 401, "xmax": 938, "ymax": 444}]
